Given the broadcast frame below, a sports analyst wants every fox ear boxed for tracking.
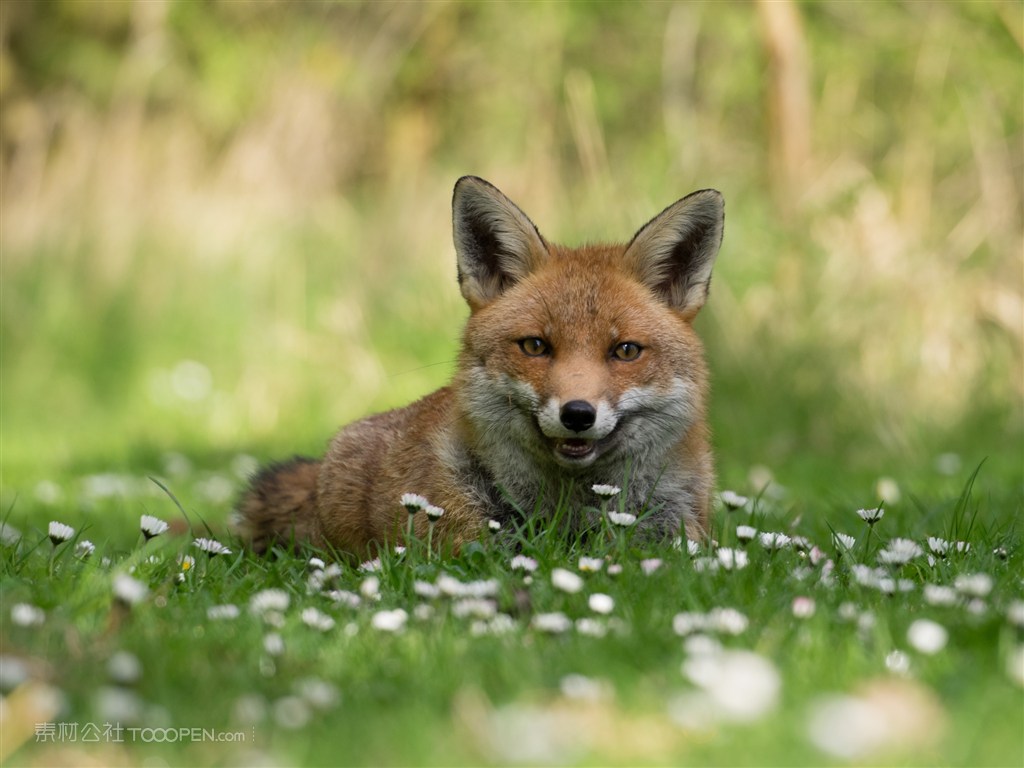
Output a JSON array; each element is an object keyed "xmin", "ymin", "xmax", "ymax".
[
  {"xmin": 623, "ymin": 189, "xmax": 724, "ymax": 318},
  {"xmin": 452, "ymin": 176, "xmax": 548, "ymax": 309}
]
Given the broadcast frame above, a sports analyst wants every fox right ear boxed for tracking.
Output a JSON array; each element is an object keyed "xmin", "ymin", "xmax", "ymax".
[
  {"xmin": 452, "ymin": 176, "xmax": 548, "ymax": 310},
  {"xmin": 623, "ymin": 189, "xmax": 724, "ymax": 319}
]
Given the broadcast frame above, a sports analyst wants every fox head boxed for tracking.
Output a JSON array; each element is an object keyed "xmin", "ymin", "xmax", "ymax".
[{"xmin": 452, "ymin": 176, "xmax": 724, "ymax": 479}]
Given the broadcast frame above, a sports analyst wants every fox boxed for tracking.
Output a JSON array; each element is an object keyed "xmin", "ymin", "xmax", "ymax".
[{"xmin": 236, "ymin": 176, "xmax": 725, "ymax": 560}]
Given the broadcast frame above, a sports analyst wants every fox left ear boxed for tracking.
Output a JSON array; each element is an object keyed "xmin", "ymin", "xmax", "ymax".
[
  {"xmin": 452, "ymin": 176, "xmax": 549, "ymax": 311},
  {"xmin": 623, "ymin": 189, "xmax": 724, "ymax": 318}
]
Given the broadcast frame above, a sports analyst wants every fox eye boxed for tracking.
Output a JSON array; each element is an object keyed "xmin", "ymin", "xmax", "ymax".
[
  {"xmin": 519, "ymin": 337, "xmax": 550, "ymax": 357},
  {"xmin": 612, "ymin": 342, "xmax": 643, "ymax": 361}
]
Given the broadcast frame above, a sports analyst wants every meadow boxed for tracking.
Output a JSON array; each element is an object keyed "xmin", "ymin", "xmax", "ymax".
[{"xmin": 1, "ymin": 1, "xmax": 1022, "ymax": 765}]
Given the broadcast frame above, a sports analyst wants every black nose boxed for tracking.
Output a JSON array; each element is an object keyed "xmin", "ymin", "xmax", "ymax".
[{"xmin": 560, "ymin": 400, "xmax": 597, "ymax": 433}]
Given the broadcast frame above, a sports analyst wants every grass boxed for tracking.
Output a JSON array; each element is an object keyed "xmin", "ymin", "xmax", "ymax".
[{"xmin": 1, "ymin": 462, "xmax": 1021, "ymax": 766}]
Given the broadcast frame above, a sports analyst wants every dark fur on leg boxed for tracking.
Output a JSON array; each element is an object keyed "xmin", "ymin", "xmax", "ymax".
[{"xmin": 235, "ymin": 456, "xmax": 321, "ymax": 554}]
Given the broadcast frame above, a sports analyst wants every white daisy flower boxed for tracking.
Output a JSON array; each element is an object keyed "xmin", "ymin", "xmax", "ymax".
[
  {"xmin": 48, "ymin": 521, "xmax": 75, "ymax": 545},
  {"xmin": 953, "ymin": 541, "xmax": 971, "ymax": 554},
  {"xmin": 178, "ymin": 555, "xmax": 195, "ymax": 573},
  {"xmin": 560, "ymin": 674, "xmax": 611, "ymax": 702},
  {"xmin": 923, "ymin": 584, "xmax": 959, "ymax": 607},
  {"xmin": 1007, "ymin": 645, "xmax": 1024, "ymax": 688},
  {"xmin": 578, "ymin": 556, "xmax": 604, "ymax": 572},
  {"xmin": 832, "ymin": 532, "xmax": 856, "ymax": 552},
  {"xmin": 358, "ymin": 558, "xmax": 382, "ymax": 572},
  {"xmin": 295, "ymin": 678, "xmax": 341, "ymax": 710},
  {"xmin": 674, "ymin": 537, "xmax": 702, "ymax": 556},
  {"xmin": 470, "ymin": 614, "xmax": 517, "ymax": 637},
  {"xmin": 575, "ymin": 618, "xmax": 608, "ymax": 637},
  {"xmin": 451, "ymin": 599, "xmax": 497, "ymax": 619},
  {"xmin": 681, "ymin": 649, "xmax": 780, "ymax": 722},
  {"xmin": 806, "ymin": 694, "xmax": 891, "ymax": 759},
  {"xmin": 588, "ymin": 593, "xmax": 614, "ymax": 614},
  {"xmin": 0, "ymin": 522, "xmax": 22, "ymax": 546},
  {"xmin": 837, "ymin": 602, "xmax": 859, "ymax": 621},
  {"xmin": 672, "ymin": 612, "xmax": 704, "ymax": 636},
  {"xmin": 413, "ymin": 580, "xmax": 441, "ymax": 599},
  {"xmin": 926, "ymin": 537, "xmax": 950, "ymax": 556},
  {"xmin": 790, "ymin": 536, "xmax": 812, "ymax": 552},
  {"xmin": 35, "ymin": 480, "xmax": 63, "ymax": 505},
  {"xmin": 11, "ymin": 603, "xmax": 45, "ymax": 627},
  {"xmin": 531, "ymin": 612, "xmax": 572, "ymax": 634},
  {"xmin": 709, "ymin": 607, "xmax": 749, "ymax": 635},
  {"xmin": 792, "ymin": 596, "xmax": 816, "ymax": 619},
  {"xmin": 607, "ymin": 511, "xmax": 637, "ymax": 527},
  {"xmin": 308, "ymin": 557, "xmax": 326, "ymax": 571},
  {"xmin": 591, "ymin": 484, "xmax": 621, "ymax": 498},
  {"xmin": 966, "ymin": 598, "xmax": 988, "ymax": 616},
  {"xmin": 371, "ymin": 608, "xmax": 408, "ymax": 632},
  {"xmin": 885, "ymin": 649, "xmax": 911, "ymax": 676},
  {"xmin": 1007, "ymin": 601, "xmax": 1024, "ymax": 628},
  {"xmin": 436, "ymin": 575, "xmax": 499, "ymax": 598},
  {"xmin": 954, "ymin": 572, "xmax": 993, "ymax": 598},
  {"xmin": 715, "ymin": 547, "xmax": 749, "ymax": 571},
  {"xmin": 424, "ymin": 504, "xmax": 445, "ymax": 521},
  {"xmin": 263, "ymin": 633, "xmax": 284, "ymax": 656},
  {"xmin": 859, "ymin": 611, "xmax": 878, "ymax": 633},
  {"xmin": 249, "ymin": 589, "xmax": 290, "ymax": 615},
  {"xmin": 112, "ymin": 574, "xmax": 148, "ymax": 605},
  {"xmin": 551, "ymin": 568, "xmax": 584, "ymax": 594},
  {"xmin": 359, "ymin": 577, "xmax": 381, "ymax": 600},
  {"xmin": 683, "ymin": 634, "xmax": 722, "ymax": 656},
  {"xmin": 300, "ymin": 607, "xmax": 335, "ymax": 632},
  {"xmin": 75, "ymin": 540, "xmax": 96, "ymax": 558},
  {"xmin": 876, "ymin": 576, "xmax": 916, "ymax": 594},
  {"xmin": 325, "ymin": 590, "xmax": 361, "ymax": 608},
  {"xmin": 606, "ymin": 563, "xmax": 624, "ymax": 576},
  {"xmin": 207, "ymin": 604, "xmax": 241, "ymax": 620},
  {"xmin": 400, "ymin": 493, "xmax": 428, "ymax": 514},
  {"xmin": 759, "ymin": 532, "xmax": 792, "ymax": 550},
  {"xmin": 510, "ymin": 555, "xmax": 538, "ymax": 573},
  {"xmin": 139, "ymin": 515, "xmax": 169, "ymax": 540},
  {"xmin": 193, "ymin": 537, "xmax": 232, "ymax": 556},
  {"xmin": 692, "ymin": 557, "xmax": 718, "ymax": 574},
  {"xmin": 273, "ymin": 696, "xmax": 311, "ymax": 730},
  {"xmin": 907, "ymin": 619, "xmax": 948, "ymax": 655},
  {"xmin": 855, "ymin": 506, "xmax": 885, "ymax": 525},
  {"xmin": 640, "ymin": 558, "xmax": 663, "ymax": 575},
  {"xmin": 487, "ymin": 519, "xmax": 502, "ymax": 532},
  {"xmin": 307, "ymin": 569, "xmax": 328, "ymax": 593},
  {"xmin": 736, "ymin": 525, "xmax": 757, "ymax": 543},
  {"xmin": 876, "ymin": 538, "xmax": 922, "ymax": 565},
  {"xmin": 719, "ymin": 491, "xmax": 749, "ymax": 511},
  {"xmin": 107, "ymin": 651, "xmax": 142, "ymax": 685},
  {"xmin": 875, "ymin": 477, "xmax": 901, "ymax": 505}
]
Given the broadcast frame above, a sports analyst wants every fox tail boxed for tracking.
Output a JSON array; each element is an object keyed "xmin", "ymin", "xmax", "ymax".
[{"xmin": 234, "ymin": 457, "xmax": 321, "ymax": 554}]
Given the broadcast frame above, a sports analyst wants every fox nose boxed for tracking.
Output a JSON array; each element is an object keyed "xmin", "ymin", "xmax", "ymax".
[{"xmin": 560, "ymin": 400, "xmax": 597, "ymax": 433}]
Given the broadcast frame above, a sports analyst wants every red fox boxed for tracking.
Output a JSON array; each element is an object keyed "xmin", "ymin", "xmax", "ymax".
[{"xmin": 236, "ymin": 177, "xmax": 724, "ymax": 559}]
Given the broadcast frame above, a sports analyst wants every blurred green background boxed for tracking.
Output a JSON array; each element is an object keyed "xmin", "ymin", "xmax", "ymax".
[{"xmin": 2, "ymin": 0, "xmax": 1021, "ymax": 525}]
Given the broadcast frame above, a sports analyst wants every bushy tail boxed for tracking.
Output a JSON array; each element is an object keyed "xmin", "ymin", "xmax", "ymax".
[{"xmin": 234, "ymin": 457, "xmax": 321, "ymax": 554}]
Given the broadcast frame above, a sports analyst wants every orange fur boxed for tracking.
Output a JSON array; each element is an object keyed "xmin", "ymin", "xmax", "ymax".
[{"xmin": 236, "ymin": 177, "xmax": 724, "ymax": 559}]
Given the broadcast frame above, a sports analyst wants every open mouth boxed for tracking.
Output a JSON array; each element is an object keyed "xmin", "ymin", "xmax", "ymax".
[{"xmin": 554, "ymin": 437, "xmax": 596, "ymax": 461}]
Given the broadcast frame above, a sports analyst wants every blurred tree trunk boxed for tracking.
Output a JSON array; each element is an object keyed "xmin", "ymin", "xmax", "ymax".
[{"xmin": 757, "ymin": 0, "xmax": 812, "ymax": 216}]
